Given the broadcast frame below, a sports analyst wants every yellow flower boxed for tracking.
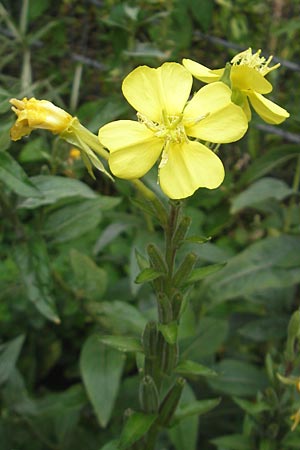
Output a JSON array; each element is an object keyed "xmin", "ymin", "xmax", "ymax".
[
  {"xmin": 10, "ymin": 97, "xmax": 73, "ymax": 140},
  {"xmin": 183, "ymin": 48, "xmax": 290, "ymax": 125},
  {"xmin": 10, "ymin": 97, "xmax": 112, "ymax": 180},
  {"xmin": 98, "ymin": 62, "xmax": 248, "ymax": 199}
]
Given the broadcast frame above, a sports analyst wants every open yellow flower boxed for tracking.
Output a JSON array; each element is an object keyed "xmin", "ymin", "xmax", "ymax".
[
  {"xmin": 183, "ymin": 48, "xmax": 289, "ymax": 125},
  {"xmin": 10, "ymin": 97, "xmax": 111, "ymax": 179},
  {"xmin": 98, "ymin": 62, "xmax": 248, "ymax": 199}
]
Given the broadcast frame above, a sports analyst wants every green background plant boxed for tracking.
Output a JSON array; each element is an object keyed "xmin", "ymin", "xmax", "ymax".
[{"xmin": 0, "ymin": 0, "xmax": 300, "ymax": 449}]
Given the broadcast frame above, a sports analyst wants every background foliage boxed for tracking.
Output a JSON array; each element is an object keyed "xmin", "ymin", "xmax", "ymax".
[{"xmin": 0, "ymin": 0, "xmax": 300, "ymax": 449}]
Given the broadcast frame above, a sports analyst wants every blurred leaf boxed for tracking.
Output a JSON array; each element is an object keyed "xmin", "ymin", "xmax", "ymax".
[
  {"xmin": 208, "ymin": 359, "xmax": 268, "ymax": 397},
  {"xmin": 28, "ymin": 0, "xmax": 50, "ymax": 20},
  {"xmin": 13, "ymin": 239, "xmax": 60, "ymax": 323},
  {"xmin": 43, "ymin": 198, "xmax": 105, "ymax": 243},
  {"xmin": 175, "ymin": 360, "xmax": 217, "ymax": 378},
  {"xmin": 231, "ymin": 177, "xmax": 293, "ymax": 214},
  {"xmin": 2, "ymin": 369, "xmax": 37, "ymax": 416},
  {"xmin": 182, "ymin": 317, "xmax": 229, "ymax": 359},
  {"xmin": 202, "ymin": 235, "xmax": 300, "ymax": 306},
  {"xmin": 240, "ymin": 145, "xmax": 300, "ymax": 185},
  {"xmin": 88, "ymin": 300, "xmax": 147, "ymax": 335},
  {"xmin": 119, "ymin": 412, "xmax": 157, "ymax": 450},
  {"xmin": 174, "ymin": 398, "xmax": 221, "ymax": 422},
  {"xmin": 187, "ymin": 263, "xmax": 227, "ymax": 283},
  {"xmin": 0, "ymin": 151, "xmax": 41, "ymax": 197},
  {"xmin": 238, "ymin": 316, "xmax": 289, "ymax": 342},
  {"xmin": 18, "ymin": 175, "xmax": 97, "ymax": 209},
  {"xmin": 99, "ymin": 335, "xmax": 143, "ymax": 353},
  {"xmin": 80, "ymin": 335, "xmax": 125, "ymax": 428},
  {"xmin": 70, "ymin": 249, "xmax": 107, "ymax": 300},
  {"xmin": 187, "ymin": 0, "xmax": 214, "ymax": 31},
  {"xmin": 0, "ymin": 335, "xmax": 25, "ymax": 385},
  {"xmin": 93, "ymin": 222, "xmax": 131, "ymax": 254},
  {"xmin": 99, "ymin": 441, "xmax": 119, "ymax": 450},
  {"xmin": 211, "ymin": 434, "xmax": 252, "ymax": 450},
  {"xmin": 18, "ymin": 137, "xmax": 50, "ymax": 163}
]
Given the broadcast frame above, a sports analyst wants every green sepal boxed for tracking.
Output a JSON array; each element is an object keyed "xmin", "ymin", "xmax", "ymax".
[
  {"xmin": 139, "ymin": 375, "xmax": 159, "ymax": 414},
  {"xmin": 157, "ymin": 377, "xmax": 185, "ymax": 427},
  {"xmin": 119, "ymin": 411, "xmax": 158, "ymax": 450},
  {"xmin": 186, "ymin": 262, "xmax": 226, "ymax": 283},
  {"xmin": 99, "ymin": 336, "xmax": 143, "ymax": 353},
  {"xmin": 173, "ymin": 216, "xmax": 192, "ymax": 248},
  {"xmin": 160, "ymin": 341, "xmax": 178, "ymax": 375},
  {"xmin": 172, "ymin": 252, "xmax": 197, "ymax": 287},
  {"xmin": 175, "ymin": 360, "xmax": 217, "ymax": 378},
  {"xmin": 142, "ymin": 321, "xmax": 158, "ymax": 358},
  {"xmin": 219, "ymin": 62, "xmax": 232, "ymax": 88},
  {"xmin": 157, "ymin": 293, "xmax": 173, "ymax": 324},
  {"xmin": 147, "ymin": 243, "xmax": 167, "ymax": 273}
]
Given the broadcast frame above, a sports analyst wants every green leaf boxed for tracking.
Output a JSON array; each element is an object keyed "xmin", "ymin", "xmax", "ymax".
[
  {"xmin": 233, "ymin": 397, "xmax": 271, "ymax": 415},
  {"xmin": 80, "ymin": 334, "xmax": 125, "ymax": 428},
  {"xmin": 13, "ymin": 239, "xmax": 60, "ymax": 323},
  {"xmin": 186, "ymin": 263, "xmax": 227, "ymax": 283},
  {"xmin": 119, "ymin": 412, "xmax": 157, "ymax": 450},
  {"xmin": 0, "ymin": 151, "xmax": 41, "ymax": 197},
  {"xmin": 99, "ymin": 336, "xmax": 143, "ymax": 353},
  {"xmin": 43, "ymin": 198, "xmax": 104, "ymax": 243},
  {"xmin": 208, "ymin": 359, "xmax": 268, "ymax": 397},
  {"xmin": 158, "ymin": 321, "xmax": 178, "ymax": 345},
  {"xmin": 174, "ymin": 398, "xmax": 221, "ymax": 422},
  {"xmin": 135, "ymin": 267, "xmax": 164, "ymax": 284},
  {"xmin": 175, "ymin": 360, "xmax": 217, "ymax": 377},
  {"xmin": 240, "ymin": 144, "xmax": 300, "ymax": 185},
  {"xmin": 0, "ymin": 335, "xmax": 25, "ymax": 385},
  {"xmin": 185, "ymin": 235, "xmax": 211, "ymax": 244},
  {"xmin": 231, "ymin": 177, "xmax": 293, "ymax": 214},
  {"xmin": 211, "ymin": 434, "xmax": 252, "ymax": 450},
  {"xmin": 18, "ymin": 174, "xmax": 97, "ymax": 209},
  {"xmin": 202, "ymin": 235, "xmax": 300, "ymax": 306},
  {"xmin": 70, "ymin": 249, "xmax": 107, "ymax": 300}
]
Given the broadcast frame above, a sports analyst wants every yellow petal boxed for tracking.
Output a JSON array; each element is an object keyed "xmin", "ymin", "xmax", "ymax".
[
  {"xmin": 184, "ymin": 82, "xmax": 233, "ymax": 120},
  {"xmin": 247, "ymin": 91, "xmax": 290, "ymax": 124},
  {"xmin": 231, "ymin": 65, "xmax": 272, "ymax": 94},
  {"xmin": 159, "ymin": 140, "xmax": 224, "ymax": 199},
  {"xmin": 186, "ymin": 103, "xmax": 248, "ymax": 143},
  {"xmin": 99, "ymin": 119, "xmax": 155, "ymax": 151},
  {"xmin": 182, "ymin": 58, "xmax": 223, "ymax": 83},
  {"xmin": 122, "ymin": 63, "xmax": 192, "ymax": 122},
  {"xmin": 98, "ymin": 120, "xmax": 162, "ymax": 179}
]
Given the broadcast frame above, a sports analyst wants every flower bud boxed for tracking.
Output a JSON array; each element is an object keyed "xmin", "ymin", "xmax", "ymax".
[
  {"xmin": 172, "ymin": 252, "xmax": 197, "ymax": 288},
  {"xmin": 139, "ymin": 375, "xmax": 159, "ymax": 413},
  {"xmin": 157, "ymin": 377, "xmax": 185, "ymax": 426}
]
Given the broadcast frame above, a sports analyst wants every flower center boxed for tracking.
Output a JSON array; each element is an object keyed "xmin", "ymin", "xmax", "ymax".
[
  {"xmin": 231, "ymin": 48, "xmax": 280, "ymax": 75},
  {"xmin": 137, "ymin": 111, "xmax": 187, "ymax": 144}
]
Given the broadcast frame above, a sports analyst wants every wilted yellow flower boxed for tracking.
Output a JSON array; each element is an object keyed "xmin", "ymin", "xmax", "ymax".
[
  {"xmin": 291, "ymin": 409, "xmax": 300, "ymax": 431},
  {"xmin": 10, "ymin": 97, "xmax": 111, "ymax": 180},
  {"xmin": 10, "ymin": 97, "xmax": 73, "ymax": 140},
  {"xmin": 99, "ymin": 62, "xmax": 248, "ymax": 199},
  {"xmin": 183, "ymin": 48, "xmax": 289, "ymax": 125}
]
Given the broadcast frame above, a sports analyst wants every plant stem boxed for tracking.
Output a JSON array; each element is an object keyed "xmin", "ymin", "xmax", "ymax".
[{"xmin": 284, "ymin": 155, "xmax": 300, "ymax": 232}]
